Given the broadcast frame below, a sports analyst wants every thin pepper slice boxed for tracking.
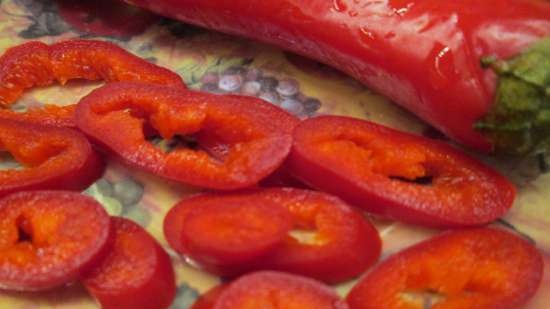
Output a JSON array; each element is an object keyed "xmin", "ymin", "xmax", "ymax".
[
  {"xmin": 346, "ymin": 228, "xmax": 544, "ymax": 309},
  {"xmin": 0, "ymin": 191, "xmax": 112, "ymax": 291},
  {"xmin": 0, "ymin": 39, "xmax": 185, "ymax": 126},
  {"xmin": 75, "ymin": 82, "xmax": 297, "ymax": 190},
  {"xmin": 288, "ymin": 115, "xmax": 516, "ymax": 227},
  {"xmin": 164, "ymin": 188, "xmax": 381, "ymax": 283},
  {"xmin": 0, "ymin": 39, "xmax": 184, "ymax": 107},
  {"xmin": 0, "ymin": 104, "xmax": 76, "ymax": 127},
  {"xmin": 129, "ymin": 0, "xmax": 550, "ymax": 153},
  {"xmin": 213, "ymin": 271, "xmax": 350, "ymax": 309},
  {"xmin": 83, "ymin": 217, "xmax": 176, "ymax": 309},
  {"xmin": 0, "ymin": 119, "xmax": 104, "ymax": 197}
]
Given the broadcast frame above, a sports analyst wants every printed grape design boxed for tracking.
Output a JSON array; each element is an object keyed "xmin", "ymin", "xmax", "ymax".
[{"xmin": 200, "ymin": 66, "xmax": 321, "ymax": 118}]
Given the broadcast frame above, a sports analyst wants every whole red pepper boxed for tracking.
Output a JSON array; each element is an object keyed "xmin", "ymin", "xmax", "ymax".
[{"xmin": 128, "ymin": 0, "xmax": 550, "ymax": 154}]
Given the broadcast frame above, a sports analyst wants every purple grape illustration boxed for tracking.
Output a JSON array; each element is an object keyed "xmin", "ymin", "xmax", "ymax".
[{"xmin": 197, "ymin": 65, "xmax": 322, "ymax": 117}]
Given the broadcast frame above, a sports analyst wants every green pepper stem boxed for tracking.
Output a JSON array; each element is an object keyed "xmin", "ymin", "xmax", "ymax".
[{"xmin": 476, "ymin": 37, "xmax": 550, "ymax": 155}]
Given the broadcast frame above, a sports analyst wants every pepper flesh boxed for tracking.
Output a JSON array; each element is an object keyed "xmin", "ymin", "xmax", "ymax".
[
  {"xmin": 346, "ymin": 228, "xmax": 544, "ymax": 309},
  {"xmin": 128, "ymin": 0, "xmax": 550, "ymax": 152},
  {"xmin": 83, "ymin": 217, "xmax": 176, "ymax": 309},
  {"xmin": 213, "ymin": 271, "xmax": 350, "ymax": 309},
  {"xmin": 0, "ymin": 119, "xmax": 104, "ymax": 197},
  {"xmin": 75, "ymin": 82, "xmax": 297, "ymax": 190},
  {"xmin": 0, "ymin": 191, "xmax": 112, "ymax": 291},
  {"xmin": 288, "ymin": 116, "xmax": 516, "ymax": 227}
]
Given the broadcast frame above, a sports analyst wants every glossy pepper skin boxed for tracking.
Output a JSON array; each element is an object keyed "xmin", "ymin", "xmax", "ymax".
[
  {"xmin": 288, "ymin": 116, "xmax": 515, "ymax": 228},
  {"xmin": 0, "ymin": 119, "xmax": 104, "ymax": 197},
  {"xmin": 346, "ymin": 228, "xmax": 544, "ymax": 309},
  {"xmin": 127, "ymin": 0, "xmax": 550, "ymax": 151},
  {"xmin": 0, "ymin": 191, "xmax": 112, "ymax": 291},
  {"xmin": 75, "ymin": 82, "xmax": 298, "ymax": 190}
]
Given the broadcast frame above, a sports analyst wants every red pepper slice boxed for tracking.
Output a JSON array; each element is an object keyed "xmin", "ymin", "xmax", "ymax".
[
  {"xmin": 75, "ymin": 82, "xmax": 297, "ymax": 189},
  {"xmin": 0, "ymin": 40, "xmax": 185, "ymax": 127},
  {"xmin": 83, "ymin": 217, "xmax": 176, "ymax": 309},
  {"xmin": 0, "ymin": 40, "xmax": 184, "ymax": 107},
  {"xmin": 0, "ymin": 119, "xmax": 104, "ymax": 197},
  {"xmin": 191, "ymin": 285, "xmax": 228, "ymax": 309},
  {"xmin": 346, "ymin": 228, "xmax": 543, "ymax": 309},
  {"xmin": 288, "ymin": 115, "xmax": 516, "ymax": 227},
  {"xmin": 0, "ymin": 191, "xmax": 112, "ymax": 291},
  {"xmin": 178, "ymin": 193, "xmax": 293, "ymax": 265},
  {"xmin": 164, "ymin": 188, "xmax": 381, "ymax": 283},
  {"xmin": 213, "ymin": 271, "xmax": 349, "ymax": 309}
]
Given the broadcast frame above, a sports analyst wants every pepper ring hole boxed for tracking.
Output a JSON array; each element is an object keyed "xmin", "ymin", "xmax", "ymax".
[
  {"xmin": 389, "ymin": 175, "xmax": 433, "ymax": 185},
  {"xmin": 15, "ymin": 215, "xmax": 33, "ymax": 244}
]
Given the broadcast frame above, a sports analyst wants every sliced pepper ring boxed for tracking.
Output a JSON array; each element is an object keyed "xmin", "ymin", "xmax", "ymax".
[
  {"xmin": 164, "ymin": 188, "xmax": 381, "ymax": 283},
  {"xmin": 0, "ymin": 39, "xmax": 185, "ymax": 126},
  {"xmin": 0, "ymin": 191, "xmax": 112, "ymax": 291},
  {"xmin": 0, "ymin": 118, "xmax": 104, "ymax": 197},
  {"xmin": 83, "ymin": 217, "xmax": 176, "ymax": 309},
  {"xmin": 213, "ymin": 271, "xmax": 349, "ymax": 309},
  {"xmin": 346, "ymin": 228, "xmax": 544, "ymax": 309},
  {"xmin": 288, "ymin": 115, "xmax": 516, "ymax": 227},
  {"xmin": 75, "ymin": 82, "xmax": 297, "ymax": 190}
]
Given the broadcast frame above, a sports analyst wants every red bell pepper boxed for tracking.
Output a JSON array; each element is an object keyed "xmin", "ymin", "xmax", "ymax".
[
  {"xmin": 288, "ymin": 115, "xmax": 516, "ymax": 227},
  {"xmin": 128, "ymin": 0, "xmax": 550, "ymax": 154},
  {"xmin": 83, "ymin": 217, "xmax": 176, "ymax": 309},
  {"xmin": 0, "ymin": 191, "xmax": 112, "ymax": 291},
  {"xmin": 346, "ymin": 228, "xmax": 543, "ymax": 309},
  {"xmin": 164, "ymin": 188, "xmax": 381, "ymax": 283},
  {"xmin": 75, "ymin": 82, "xmax": 297, "ymax": 190},
  {"xmin": 213, "ymin": 271, "xmax": 349, "ymax": 309},
  {"xmin": 0, "ymin": 119, "xmax": 104, "ymax": 197}
]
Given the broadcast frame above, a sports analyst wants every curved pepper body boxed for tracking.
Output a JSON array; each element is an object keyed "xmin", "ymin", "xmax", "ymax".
[{"xmin": 128, "ymin": 0, "xmax": 550, "ymax": 151}]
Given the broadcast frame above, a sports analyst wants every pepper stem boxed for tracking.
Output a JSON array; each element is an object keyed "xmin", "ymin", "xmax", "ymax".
[{"xmin": 475, "ymin": 37, "xmax": 550, "ymax": 155}]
